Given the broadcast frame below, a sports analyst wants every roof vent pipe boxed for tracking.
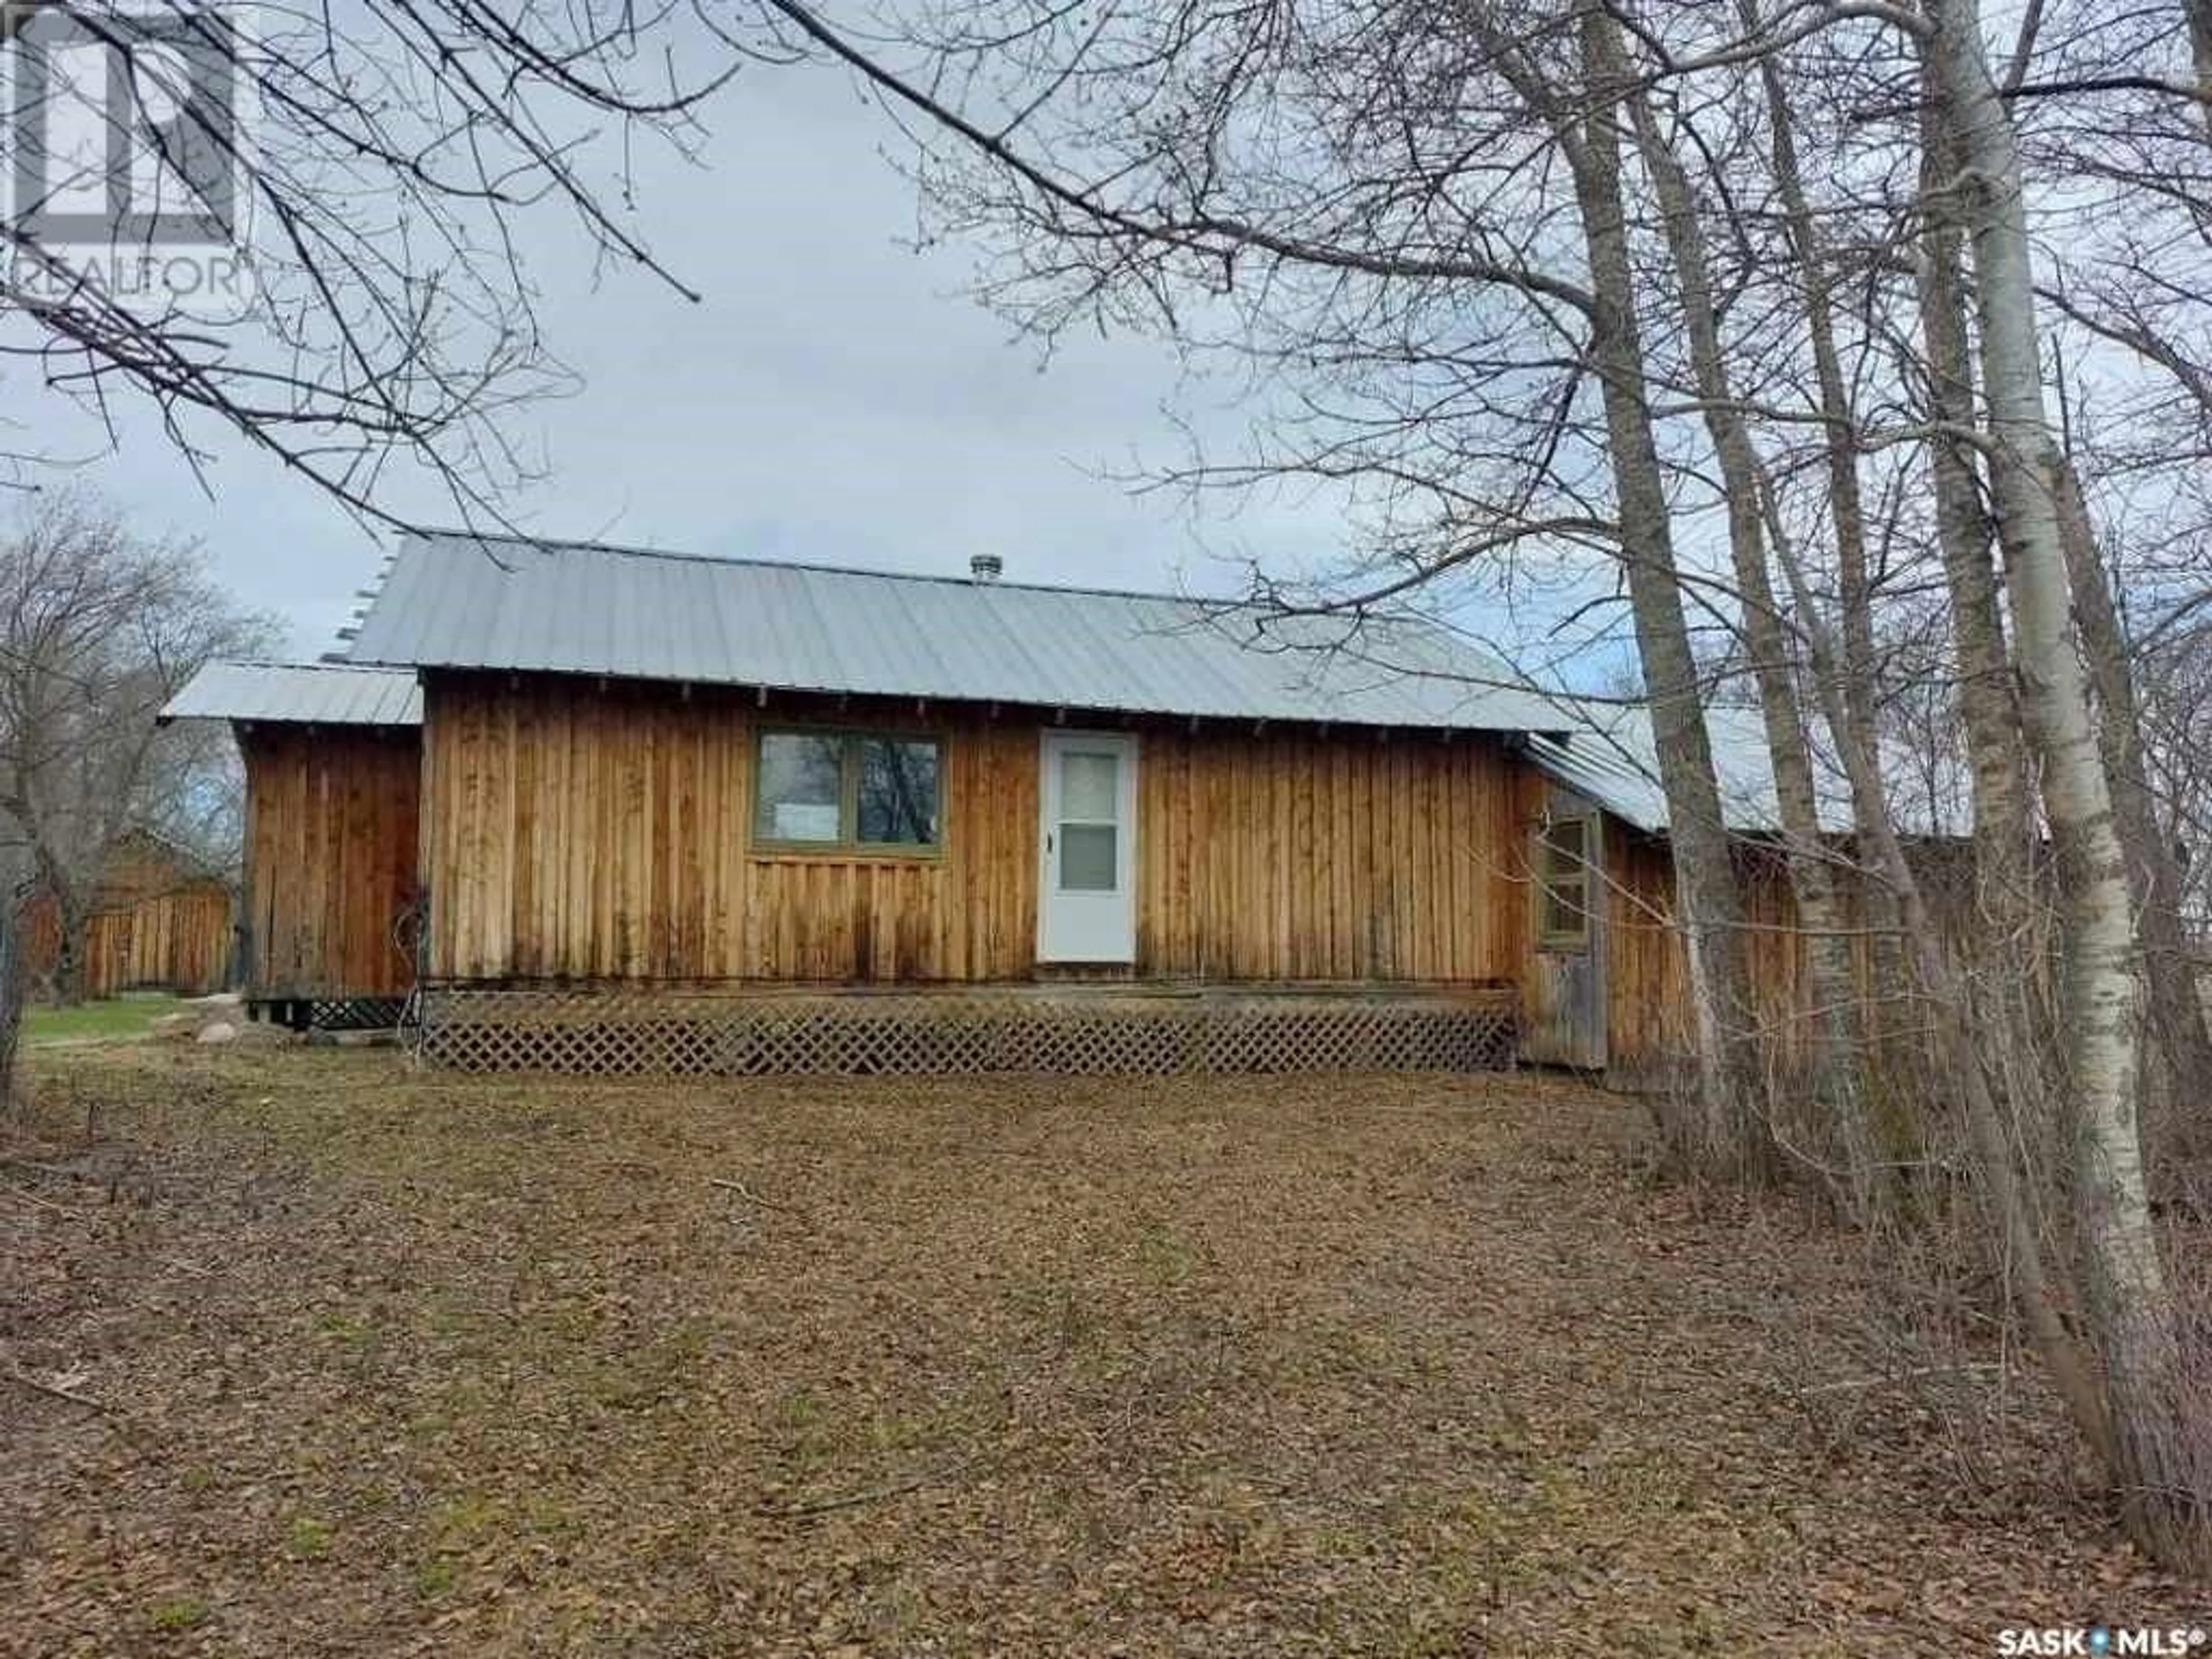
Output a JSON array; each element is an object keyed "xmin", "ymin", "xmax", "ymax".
[{"xmin": 970, "ymin": 554, "xmax": 1003, "ymax": 584}]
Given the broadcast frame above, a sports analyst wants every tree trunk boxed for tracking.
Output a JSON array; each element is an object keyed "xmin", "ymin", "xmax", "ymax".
[
  {"xmin": 1742, "ymin": 2, "xmax": 1881, "ymax": 760},
  {"xmin": 2188, "ymin": 0, "xmax": 2212, "ymax": 139},
  {"xmin": 1896, "ymin": 71, "xmax": 2097, "ymax": 1459},
  {"xmin": 1760, "ymin": 471, "xmax": 2113, "ymax": 1477},
  {"xmin": 0, "ymin": 900, "xmax": 20, "ymax": 1116},
  {"xmin": 1628, "ymin": 92, "xmax": 1874, "ymax": 1198},
  {"xmin": 48, "ymin": 881, "xmax": 90, "ymax": 1007},
  {"xmin": 1926, "ymin": 0, "xmax": 2206, "ymax": 1566},
  {"xmin": 1912, "ymin": 99, "xmax": 2040, "ymax": 929},
  {"xmin": 1742, "ymin": 5, "xmax": 1919, "ymax": 1084},
  {"xmin": 1575, "ymin": 8, "xmax": 1764, "ymax": 1179},
  {"xmin": 2052, "ymin": 457, "xmax": 2212, "ymax": 1158}
]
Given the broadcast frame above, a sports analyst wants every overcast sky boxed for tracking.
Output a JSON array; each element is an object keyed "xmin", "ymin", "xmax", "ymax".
[{"xmin": 29, "ymin": 62, "xmax": 1362, "ymax": 659}]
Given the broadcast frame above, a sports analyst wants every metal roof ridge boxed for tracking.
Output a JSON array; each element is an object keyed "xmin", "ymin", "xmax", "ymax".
[
  {"xmin": 203, "ymin": 657, "xmax": 415, "ymax": 675},
  {"xmin": 394, "ymin": 525, "xmax": 1463, "ymax": 624}
]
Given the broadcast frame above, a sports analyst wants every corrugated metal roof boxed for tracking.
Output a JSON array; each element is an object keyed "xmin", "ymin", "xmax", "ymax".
[
  {"xmin": 1527, "ymin": 704, "xmax": 1801, "ymax": 835},
  {"xmin": 161, "ymin": 660, "xmax": 422, "ymax": 726},
  {"xmin": 341, "ymin": 532, "xmax": 1577, "ymax": 734},
  {"xmin": 1528, "ymin": 703, "xmax": 1965, "ymax": 837}
]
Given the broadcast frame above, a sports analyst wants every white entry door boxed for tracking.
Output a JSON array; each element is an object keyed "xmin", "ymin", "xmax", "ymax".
[{"xmin": 1037, "ymin": 731, "xmax": 1138, "ymax": 964}]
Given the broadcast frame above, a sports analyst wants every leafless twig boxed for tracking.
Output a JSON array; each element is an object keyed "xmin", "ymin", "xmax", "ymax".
[
  {"xmin": 761, "ymin": 1458, "xmax": 972, "ymax": 1519},
  {"xmin": 707, "ymin": 1176, "xmax": 799, "ymax": 1213},
  {"xmin": 6, "ymin": 1368, "xmax": 117, "ymax": 1414}
]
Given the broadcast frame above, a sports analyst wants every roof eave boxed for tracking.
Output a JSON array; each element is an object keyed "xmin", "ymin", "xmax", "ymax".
[{"xmin": 388, "ymin": 658, "xmax": 1567, "ymax": 738}]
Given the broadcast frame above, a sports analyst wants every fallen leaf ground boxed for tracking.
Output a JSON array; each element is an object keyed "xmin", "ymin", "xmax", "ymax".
[{"xmin": 1, "ymin": 1047, "xmax": 2198, "ymax": 1656}]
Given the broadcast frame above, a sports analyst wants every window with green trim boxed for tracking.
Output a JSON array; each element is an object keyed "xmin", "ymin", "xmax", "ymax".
[
  {"xmin": 1537, "ymin": 814, "xmax": 1593, "ymax": 949},
  {"xmin": 752, "ymin": 729, "xmax": 942, "ymax": 851}
]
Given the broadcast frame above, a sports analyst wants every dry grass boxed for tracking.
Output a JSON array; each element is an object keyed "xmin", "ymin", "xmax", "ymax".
[{"xmin": 0, "ymin": 1047, "xmax": 2190, "ymax": 1656}]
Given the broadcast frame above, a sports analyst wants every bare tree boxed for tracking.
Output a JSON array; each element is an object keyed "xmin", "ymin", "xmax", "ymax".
[
  {"xmin": 0, "ymin": 823, "xmax": 19, "ymax": 1112},
  {"xmin": 0, "ymin": 0, "xmax": 736, "ymax": 518},
  {"xmin": 1918, "ymin": 0, "xmax": 2207, "ymax": 1564},
  {"xmin": 0, "ymin": 0, "xmax": 739, "ymax": 1089},
  {"xmin": 1563, "ymin": 3, "xmax": 1765, "ymax": 1174},
  {"xmin": 734, "ymin": 0, "xmax": 2212, "ymax": 1570},
  {"xmin": 741, "ymin": 0, "xmax": 1778, "ymax": 1174},
  {"xmin": 2052, "ymin": 459, "xmax": 2212, "ymax": 1149},
  {"xmin": 1627, "ymin": 86, "xmax": 1874, "ymax": 1193},
  {"xmin": 1907, "ymin": 93, "xmax": 2044, "ymax": 1012},
  {"xmin": 0, "ymin": 491, "xmax": 270, "ymax": 1005}
]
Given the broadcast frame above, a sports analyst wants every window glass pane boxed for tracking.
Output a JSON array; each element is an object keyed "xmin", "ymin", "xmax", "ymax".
[
  {"xmin": 1060, "ymin": 751, "xmax": 1118, "ymax": 821},
  {"xmin": 1542, "ymin": 878, "xmax": 1588, "ymax": 939},
  {"xmin": 1060, "ymin": 823, "xmax": 1118, "ymax": 891},
  {"xmin": 857, "ymin": 737, "xmax": 941, "ymax": 846},
  {"xmin": 1542, "ymin": 816, "xmax": 1589, "ymax": 875},
  {"xmin": 1539, "ymin": 815, "xmax": 1592, "ymax": 942},
  {"xmin": 756, "ymin": 732, "xmax": 843, "ymax": 842}
]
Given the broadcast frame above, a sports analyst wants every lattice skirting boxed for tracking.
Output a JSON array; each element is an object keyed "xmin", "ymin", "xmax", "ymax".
[
  {"xmin": 253, "ymin": 995, "xmax": 410, "ymax": 1032},
  {"xmin": 313, "ymin": 997, "xmax": 409, "ymax": 1032},
  {"xmin": 413, "ymin": 987, "xmax": 1518, "ymax": 1077}
]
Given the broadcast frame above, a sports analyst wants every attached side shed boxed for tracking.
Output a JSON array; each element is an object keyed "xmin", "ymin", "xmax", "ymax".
[
  {"xmin": 1520, "ymin": 713, "xmax": 1804, "ymax": 1085},
  {"xmin": 1518, "ymin": 784, "xmax": 1611, "ymax": 1070},
  {"xmin": 1523, "ymin": 710, "xmax": 1978, "ymax": 1089},
  {"xmin": 162, "ymin": 661, "xmax": 423, "ymax": 1023}
]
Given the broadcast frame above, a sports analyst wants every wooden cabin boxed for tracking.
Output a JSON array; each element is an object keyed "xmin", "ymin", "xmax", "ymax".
[
  {"xmin": 172, "ymin": 531, "xmax": 1923, "ymax": 1079},
  {"xmin": 14, "ymin": 830, "xmax": 233, "ymax": 999},
  {"xmin": 333, "ymin": 534, "xmax": 1590, "ymax": 1073},
  {"xmin": 160, "ymin": 661, "xmax": 422, "ymax": 1028}
]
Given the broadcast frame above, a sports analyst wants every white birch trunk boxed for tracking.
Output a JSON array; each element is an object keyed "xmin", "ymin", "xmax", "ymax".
[
  {"xmin": 1760, "ymin": 477, "xmax": 2112, "ymax": 1469},
  {"xmin": 1925, "ymin": 0, "xmax": 2202, "ymax": 1561},
  {"xmin": 1912, "ymin": 99, "xmax": 2040, "ymax": 930},
  {"xmin": 2052, "ymin": 460, "xmax": 2212, "ymax": 1132}
]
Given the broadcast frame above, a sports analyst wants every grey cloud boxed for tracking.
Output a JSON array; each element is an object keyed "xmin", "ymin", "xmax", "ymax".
[{"xmin": 18, "ymin": 60, "xmax": 1309, "ymax": 655}]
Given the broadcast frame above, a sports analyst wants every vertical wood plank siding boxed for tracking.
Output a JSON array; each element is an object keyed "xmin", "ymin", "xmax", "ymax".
[
  {"xmin": 420, "ymin": 673, "xmax": 1543, "ymax": 987},
  {"xmin": 1604, "ymin": 830, "xmax": 1827, "ymax": 1084},
  {"xmin": 1601, "ymin": 828, "xmax": 1694, "ymax": 1082},
  {"xmin": 1599, "ymin": 827, "xmax": 1983, "ymax": 1086},
  {"xmin": 18, "ymin": 883, "xmax": 232, "ymax": 997},
  {"xmin": 240, "ymin": 724, "xmax": 422, "ymax": 998}
]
